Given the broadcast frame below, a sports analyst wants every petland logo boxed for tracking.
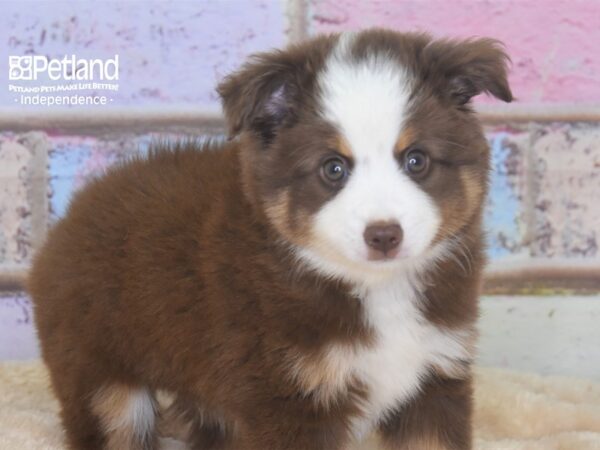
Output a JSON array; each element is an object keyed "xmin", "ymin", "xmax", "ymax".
[
  {"xmin": 8, "ymin": 54, "xmax": 120, "ymax": 106},
  {"xmin": 9, "ymin": 55, "xmax": 119, "ymax": 81}
]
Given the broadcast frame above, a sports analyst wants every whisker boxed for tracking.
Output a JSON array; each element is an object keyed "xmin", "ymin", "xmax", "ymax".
[
  {"xmin": 435, "ymin": 138, "xmax": 471, "ymax": 151},
  {"xmin": 441, "ymin": 234, "xmax": 474, "ymax": 276}
]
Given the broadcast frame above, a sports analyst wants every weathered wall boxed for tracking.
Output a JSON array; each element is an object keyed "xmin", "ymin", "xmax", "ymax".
[
  {"xmin": 310, "ymin": 0, "xmax": 600, "ymax": 104},
  {"xmin": 0, "ymin": 1, "xmax": 599, "ymax": 359},
  {"xmin": 1, "ymin": 1, "xmax": 287, "ymax": 108},
  {"xmin": 2, "ymin": 1, "xmax": 599, "ymax": 269}
]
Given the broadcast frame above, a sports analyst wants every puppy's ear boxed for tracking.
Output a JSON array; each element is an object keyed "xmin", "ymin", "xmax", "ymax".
[
  {"xmin": 422, "ymin": 37, "xmax": 513, "ymax": 105},
  {"xmin": 217, "ymin": 51, "xmax": 299, "ymax": 141}
]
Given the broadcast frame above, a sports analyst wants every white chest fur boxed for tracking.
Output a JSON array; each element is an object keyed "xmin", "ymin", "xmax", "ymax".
[
  {"xmin": 337, "ymin": 277, "xmax": 472, "ymax": 439},
  {"xmin": 288, "ymin": 275, "xmax": 474, "ymax": 440}
]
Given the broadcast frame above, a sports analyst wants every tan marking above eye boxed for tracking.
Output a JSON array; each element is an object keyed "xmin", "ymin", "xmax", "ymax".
[
  {"xmin": 394, "ymin": 126, "xmax": 416, "ymax": 155},
  {"xmin": 328, "ymin": 135, "xmax": 354, "ymax": 159}
]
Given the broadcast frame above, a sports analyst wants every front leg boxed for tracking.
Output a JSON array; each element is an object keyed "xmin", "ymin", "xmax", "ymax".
[
  {"xmin": 235, "ymin": 396, "xmax": 354, "ymax": 450},
  {"xmin": 378, "ymin": 374, "xmax": 473, "ymax": 450}
]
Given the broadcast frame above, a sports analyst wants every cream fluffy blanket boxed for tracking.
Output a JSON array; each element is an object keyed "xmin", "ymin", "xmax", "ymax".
[{"xmin": 1, "ymin": 362, "xmax": 599, "ymax": 450}]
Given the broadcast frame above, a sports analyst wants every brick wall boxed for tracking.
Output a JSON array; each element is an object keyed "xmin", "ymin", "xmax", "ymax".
[{"xmin": 1, "ymin": 0, "xmax": 599, "ymax": 358}]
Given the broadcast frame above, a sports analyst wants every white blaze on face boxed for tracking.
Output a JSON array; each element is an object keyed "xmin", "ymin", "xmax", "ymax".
[{"xmin": 305, "ymin": 34, "xmax": 442, "ymax": 281}]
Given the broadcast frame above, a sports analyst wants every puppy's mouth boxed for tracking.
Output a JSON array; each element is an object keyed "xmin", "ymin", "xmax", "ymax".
[{"xmin": 366, "ymin": 247, "xmax": 401, "ymax": 262}]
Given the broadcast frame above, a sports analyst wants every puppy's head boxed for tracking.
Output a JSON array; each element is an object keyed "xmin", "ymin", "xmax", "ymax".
[{"xmin": 218, "ymin": 29, "xmax": 512, "ymax": 284}]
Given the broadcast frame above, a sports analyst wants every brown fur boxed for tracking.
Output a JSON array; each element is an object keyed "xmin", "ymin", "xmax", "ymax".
[
  {"xmin": 380, "ymin": 377, "xmax": 474, "ymax": 450},
  {"xmin": 28, "ymin": 28, "xmax": 511, "ymax": 450},
  {"xmin": 159, "ymin": 394, "xmax": 234, "ymax": 449}
]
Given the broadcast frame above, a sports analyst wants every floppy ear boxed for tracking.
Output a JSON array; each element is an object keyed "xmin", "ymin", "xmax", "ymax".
[
  {"xmin": 217, "ymin": 51, "xmax": 299, "ymax": 141},
  {"xmin": 422, "ymin": 37, "xmax": 513, "ymax": 105}
]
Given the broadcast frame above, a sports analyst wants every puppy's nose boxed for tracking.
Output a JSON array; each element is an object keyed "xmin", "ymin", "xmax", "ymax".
[{"xmin": 363, "ymin": 222, "xmax": 403, "ymax": 255}]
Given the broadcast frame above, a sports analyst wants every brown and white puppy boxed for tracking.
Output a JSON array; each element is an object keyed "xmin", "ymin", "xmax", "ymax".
[{"xmin": 28, "ymin": 29, "xmax": 512, "ymax": 450}]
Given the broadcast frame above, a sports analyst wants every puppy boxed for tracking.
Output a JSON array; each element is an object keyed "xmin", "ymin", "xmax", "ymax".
[{"xmin": 29, "ymin": 29, "xmax": 512, "ymax": 450}]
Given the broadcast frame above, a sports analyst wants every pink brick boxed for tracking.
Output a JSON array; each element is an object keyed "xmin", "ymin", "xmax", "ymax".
[{"xmin": 310, "ymin": 0, "xmax": 600, "ymax": 104}]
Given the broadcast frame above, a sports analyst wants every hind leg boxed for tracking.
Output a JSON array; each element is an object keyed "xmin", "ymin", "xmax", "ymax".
[
  {"xmin": 160, "ymin": 396, "xmax": 232, "ymax": 450},
  {"xmin": 58, "ymin": 393, "xmax": 105, "ymax": 450},
  {"xmin": 51, "ymin": 369, "xmax": 158, "ymax": 450},
  {"xmin": 167, "ymin": 399, "xmax": 350, "ymax": 450},
  {"xmin": 45, "ymin": 361, "xmax": 105, "ymax": 450}
]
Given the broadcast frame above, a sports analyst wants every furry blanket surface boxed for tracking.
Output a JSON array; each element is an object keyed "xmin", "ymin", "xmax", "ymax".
[{"xmin": 1, "ymin": 361, "xmax": 599, "ymax": 450}]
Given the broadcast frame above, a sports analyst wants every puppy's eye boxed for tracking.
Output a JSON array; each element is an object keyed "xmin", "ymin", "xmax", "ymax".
[
  {"xmin": 321, "ymin": 157, "xmax": 349, "ymax": 185},
  {"xmin": 404, "ymin": 149, "xmax": 430, "ymax": 177}
]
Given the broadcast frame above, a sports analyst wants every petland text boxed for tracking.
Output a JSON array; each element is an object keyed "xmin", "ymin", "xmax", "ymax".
[{"xmin": 9, "ymin": 55, "xmax": 119, "ymax": 81}]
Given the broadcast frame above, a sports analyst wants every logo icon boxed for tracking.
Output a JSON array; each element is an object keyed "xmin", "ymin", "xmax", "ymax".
[{"xmin": 9, "ymin": 56, "xmax": 34, "ymax": 80}]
